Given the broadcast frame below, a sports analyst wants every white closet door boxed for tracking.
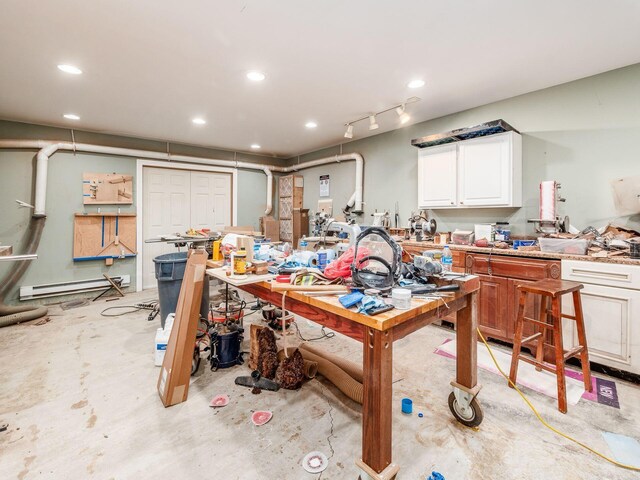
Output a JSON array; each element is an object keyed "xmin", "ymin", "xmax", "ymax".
[
  {"xmin": 190, "ymin": 171, "xmax": 231, "ymax": 231},
  {"xmin": 142, "ymin": 167, "xmax": 191, "ymax": 289},
  {"xmin": 142, "ymin": 167, "xmax": 232, "ymax": 290}
]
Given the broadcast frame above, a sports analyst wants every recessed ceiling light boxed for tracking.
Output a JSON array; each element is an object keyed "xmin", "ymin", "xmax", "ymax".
[
  {"xmin": 250, "ymin": 144, "xmax": 261, "ymax": 149},
  {"xmin": 247, "ymin": 71, "xmax": 266, "ymax": 82},
  {"xmin": 305, "ymin": 121, "xmax": 317, "ymax": 129},
  {"xmin": 407, "ymin": 79, "xmax": 425, "ymax": 89},
  {"xmin": 192, "ymin": 118, "xmax": 206, "ymax": 125},
  {"xmin": 57, "ymin": 64, "xmax": 83, "ymax": 75},
  {"xmin": 63, "ymin": 113, "xmax": 80, "ymax": 120}
]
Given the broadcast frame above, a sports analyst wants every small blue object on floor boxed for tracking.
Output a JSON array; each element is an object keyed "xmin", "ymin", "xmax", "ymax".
[
  {"xmin": 418, "ymin": 412, "xmax": 424, "ymax": 418},
  {"xmin": 428, "ymin": 472, "xmax": 445, "ymax": 480},
  {"xmin": 401, "ymin": 398, "xmax": 413, "ymax": 414}
]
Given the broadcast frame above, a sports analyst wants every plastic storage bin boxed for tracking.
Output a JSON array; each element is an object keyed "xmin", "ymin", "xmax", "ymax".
[
  {"xmin": 153, "ymin": 252, "xmax": 210, "ymax": 328},
  {"xmin": 538, "ymin": 237, "xmax": 589, "ymax": 255},
  {"xmin": 513, "ymin": 240, "xmax": 536, "ymax": 250}
]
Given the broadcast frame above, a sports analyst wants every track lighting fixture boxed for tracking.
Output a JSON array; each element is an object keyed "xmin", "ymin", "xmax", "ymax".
[
  {"xmin": 341, "ymin": 97, "xmax": 420, "ymax": 140},
  {"xmin": 344, "ymin": 124, "xmax": 353, "ymax": 139}
]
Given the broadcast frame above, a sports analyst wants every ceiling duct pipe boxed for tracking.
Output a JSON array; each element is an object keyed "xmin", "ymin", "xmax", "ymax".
[{"xmin": 0, "ymin": 141, "xmax": 364, "ymax": 215}]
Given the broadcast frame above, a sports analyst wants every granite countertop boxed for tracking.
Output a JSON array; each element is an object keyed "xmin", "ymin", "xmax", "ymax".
[{"xmin": 400, "ymin": 240, "xmax": 640, "ymax": 266}]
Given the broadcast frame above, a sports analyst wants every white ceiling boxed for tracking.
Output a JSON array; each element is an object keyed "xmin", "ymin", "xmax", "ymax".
[{"xmin": 1, "ymin": 1, "xmax": 639, "ymax": 158}]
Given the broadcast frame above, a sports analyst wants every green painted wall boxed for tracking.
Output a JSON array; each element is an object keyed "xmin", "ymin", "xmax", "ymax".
[
  {"xmin": 287, "ymin": 63, "xmax": 640, "ymax": 235},
  {"xmin": 0, "ymin": 121, "xmax": 283, "ymax": 304}
]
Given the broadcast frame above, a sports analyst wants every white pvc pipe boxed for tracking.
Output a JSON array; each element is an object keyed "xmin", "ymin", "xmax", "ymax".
[
  {"xmin": 262, "ymin": 167, "xmax": 273, "ymax": 215},
  {"xmin": 285, "ymin": 153, "xmax": 363, "ymax": 212},
  {"xmin": 0, "ymin": 140, "xmax": 364, "ymax": 216}
]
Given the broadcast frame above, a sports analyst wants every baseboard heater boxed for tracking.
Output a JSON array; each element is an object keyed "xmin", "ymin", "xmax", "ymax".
[{"xmin": 20, "ymin": 275, "xmax": 131, "ymax": 300}]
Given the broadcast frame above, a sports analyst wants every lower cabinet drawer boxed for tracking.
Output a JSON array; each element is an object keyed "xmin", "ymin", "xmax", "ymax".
[
  {"xmin": 469, "ymin": 254, "xmax": 560, "ymax": 280},
  {"xmin": 562, "ymin": 259, "xmax": 640, "ymax": 290}
]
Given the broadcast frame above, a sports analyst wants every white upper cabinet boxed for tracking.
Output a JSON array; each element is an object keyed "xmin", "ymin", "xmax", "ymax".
[
  {"xmin": 418, "ymin": 144, "xmax": 457, "ymax": 207},
  {"xmin": 417, "ymin": 131, "xmax": 522, "ymax": 209}
]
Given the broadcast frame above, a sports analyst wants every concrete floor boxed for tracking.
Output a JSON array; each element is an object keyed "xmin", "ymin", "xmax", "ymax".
[{"xmin": 1, "ymin": 289, "xmax": 640, "ymax": 480}]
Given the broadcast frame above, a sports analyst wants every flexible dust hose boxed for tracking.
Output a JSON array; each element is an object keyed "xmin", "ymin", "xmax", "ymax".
[
  {"xmin": 299, "ymin": 349, "xmax": 363, "ymax": 404},
  {"xmin": 299, "ymin": 343, "xmax": 363, "ymax": 383},
  {"xmin": 276, "ymin": 349, "xmax": 318, "ymax": 379},
  {"xmin": 0, "ymin": 216, "xmax": 46, "ymax": 301},
  {"xmin": 303, "ymin": 360, "xmax": 318, "ymax": 379},
  {"xmin": 0, "ymin": 216, "xmax": 48, "ymax": 327},
  {"xmin": 0, "ymin": 306, "xmax": 49, "ymax": 328}
]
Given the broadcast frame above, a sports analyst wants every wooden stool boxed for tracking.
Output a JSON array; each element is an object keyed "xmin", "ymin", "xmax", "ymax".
[{"xmin": 508, "ymin": 279, "xmax": 592, "ymax": 413}]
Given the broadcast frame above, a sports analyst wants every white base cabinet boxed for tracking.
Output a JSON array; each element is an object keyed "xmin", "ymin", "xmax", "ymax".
[
  {"xmin": 417, "ymin": 131, "xmax": 522, "ymax": 209},
  {"xmin": 562, "ymin": 260, "xmax": 640, "ymax": 375}
]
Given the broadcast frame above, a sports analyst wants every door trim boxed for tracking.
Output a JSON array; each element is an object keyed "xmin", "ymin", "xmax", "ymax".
[{"xmin": 135, "ymin": 159, "xmax": 238, "ymax": 291}]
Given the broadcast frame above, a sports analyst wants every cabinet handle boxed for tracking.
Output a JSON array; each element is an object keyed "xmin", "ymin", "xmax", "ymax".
[
  {"xmin": 460, "ymin": 201, "xmax": 464, "ymax": 204},
  {"xmin": 450, "ymin": 201, "xmax": 454, "ymax": 205}
]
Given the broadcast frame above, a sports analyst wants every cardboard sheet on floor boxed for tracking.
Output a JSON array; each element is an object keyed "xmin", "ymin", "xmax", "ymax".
[
  {"xmin": 435, "ymin": 338, "xmax": 587, "ymax": 405},
  {"xmin": 157, "ymin": 249, "xmax": 207, "ymax": 407}
]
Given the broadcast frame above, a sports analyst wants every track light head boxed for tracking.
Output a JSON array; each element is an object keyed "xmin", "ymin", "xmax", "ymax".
[
  {"xmin": 396, "ymin": 104, "xmax": 410, "ymax": 124},
  {"xmin": 368, "ymin": 115, "xmax": 379, "ymax": 131},
  {"xmin": 344, "ymin": 124, "xmax": 354, "ymax": 139}
]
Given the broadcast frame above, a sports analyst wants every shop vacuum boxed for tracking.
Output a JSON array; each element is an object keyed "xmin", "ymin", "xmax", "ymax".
[
  {"xmin": 205, "ymin": 300, "xmax": 246, "ymax": 372},
  {"xmin": 209, "ymin": 323, "xmax": 244, "ymax": 371}
]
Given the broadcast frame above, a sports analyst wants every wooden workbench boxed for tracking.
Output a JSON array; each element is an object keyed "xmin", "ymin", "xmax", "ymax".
[{"xmin": 207, "ymin": 268, "xmax": 481, "ymax": 479}]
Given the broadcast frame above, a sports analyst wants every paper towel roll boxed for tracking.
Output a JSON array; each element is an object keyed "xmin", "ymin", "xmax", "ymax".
[
  {"xmin": 292, "ymin": 251, "xmax": 319, "ymax": 267},
  {"xmin": 540, "ymin": 180, "xmax": 556, "ymax": 221}
]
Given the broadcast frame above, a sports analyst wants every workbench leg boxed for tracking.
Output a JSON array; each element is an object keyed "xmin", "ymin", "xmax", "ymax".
[
  {"xmin": 358, "ymin": 327, "xmax": 398, "ymax": 478},
  {"xmin": 456, "ymin": 292, "xmax": 478, "ymax": 389},
  {"xmin": 449, "ymin": 291, "xmax": 483, "ymax": 427}
]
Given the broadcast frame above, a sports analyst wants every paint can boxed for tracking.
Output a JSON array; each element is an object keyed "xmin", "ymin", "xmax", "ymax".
[{"xmin": 232, "ymin": 249, "xmax": 247, "ymax": 275}]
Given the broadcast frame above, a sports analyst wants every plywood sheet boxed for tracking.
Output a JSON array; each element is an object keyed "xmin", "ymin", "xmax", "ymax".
[
  {"xmin": 73, "ymin": 213, "xmax": 137, "ymax": 261},
  {"xmin": 83, "ymin": 172, "xmax": 133, "ymax": 204},
  {"xmin": 158, "ymin": 249, "xmax": 207, "ymax": 407}
]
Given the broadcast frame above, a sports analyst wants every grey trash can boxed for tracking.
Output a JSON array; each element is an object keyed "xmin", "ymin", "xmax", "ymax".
[{"xmin": 153, "ymin": 252, "xmax": 209, "ymax": 328}]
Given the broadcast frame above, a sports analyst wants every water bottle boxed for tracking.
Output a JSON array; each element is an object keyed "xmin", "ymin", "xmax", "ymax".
[
  {"xmin": 300, "ymin": 235, "xmax": 308, "ymax": 251},
  {"xmin": 441, "ymin": 246, "xmax": 453, "ymax": 272}
]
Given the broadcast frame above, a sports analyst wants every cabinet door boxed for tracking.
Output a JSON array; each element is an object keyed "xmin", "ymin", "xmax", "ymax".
[
  {"xmin": 562, "ymin": 283, "xmax": 640, "ymax": 374},
  {"xmin": 458, "ymin": 133, "xmax": 511, "ymax": 206},
  {"xmin": 477, "ymin": 274, "xmax": 510, "ymax": 340},
  {"xmin": 417, "ymin": 144, "xmax": 457, "ymax": 208}
]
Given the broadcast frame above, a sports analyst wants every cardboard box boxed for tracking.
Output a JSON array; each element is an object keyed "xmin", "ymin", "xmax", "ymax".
[
  {"xmin": 157, "ymin": 249, "xmax": 207, "ymax": 407},
  {"xmin": 292, "ymin": 208, "xmax": 309, "ymax": 248},
  {"xmin": 261, "ymin": 215, "xmax": 279, "ymax": 242}
]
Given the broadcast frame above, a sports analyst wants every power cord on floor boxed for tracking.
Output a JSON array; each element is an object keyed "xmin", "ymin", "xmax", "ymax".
[
  {"xmin": 477, "ymin": 327, "xmax": 640, "ymax": 472},
  {"xmin": 100, "ymin": 300, "xmax": 158, "ymax": 317}
]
